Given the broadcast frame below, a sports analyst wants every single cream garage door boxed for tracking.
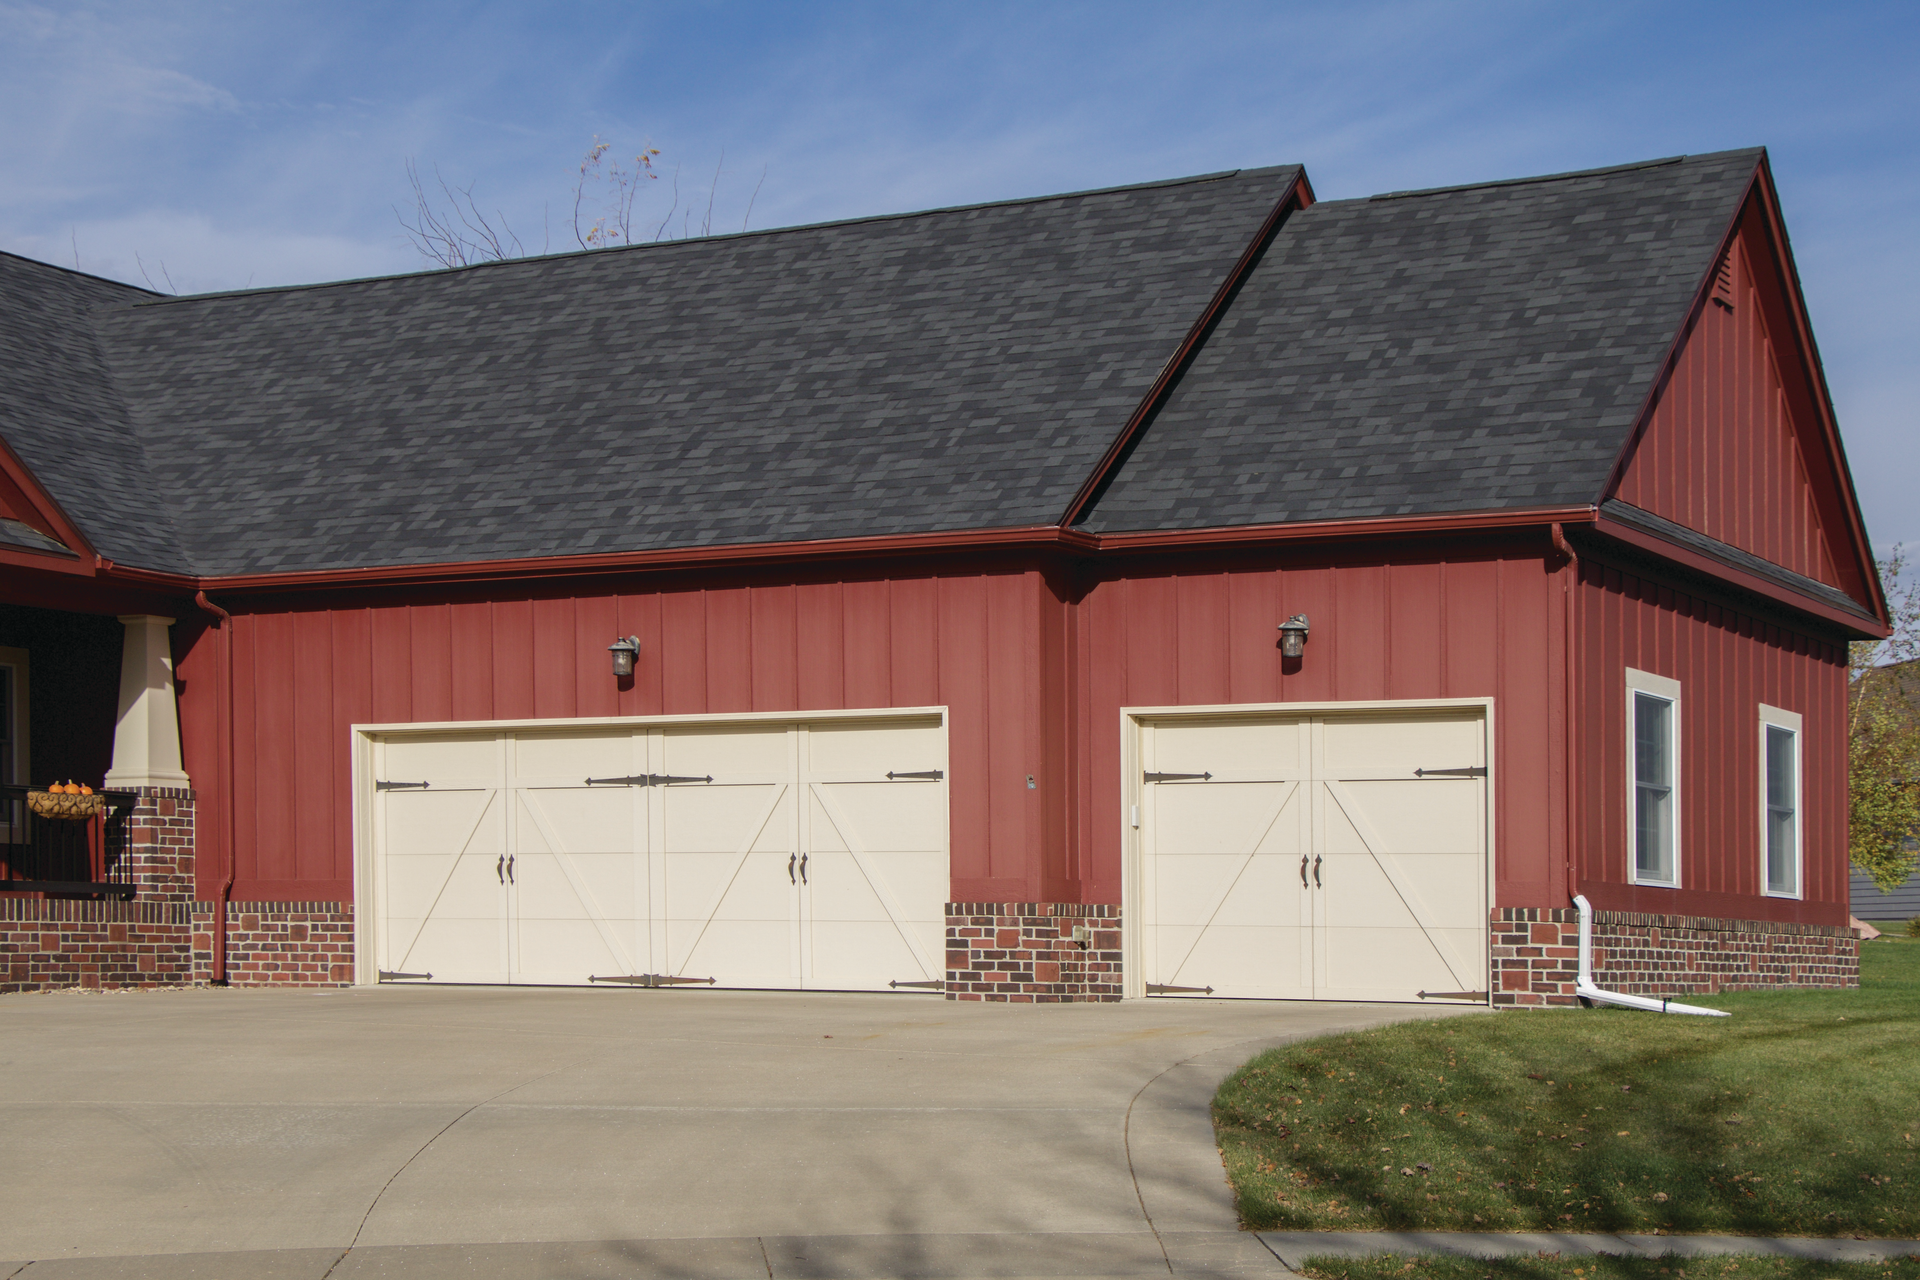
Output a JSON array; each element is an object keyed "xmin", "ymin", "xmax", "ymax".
[
  {"xmin": 370, "ymin": 717, "xmax": 947, "ymax": 991},
  {"xmin": 1136, "ymin": 709, "xmax": 1487, "ymax": 1003}
]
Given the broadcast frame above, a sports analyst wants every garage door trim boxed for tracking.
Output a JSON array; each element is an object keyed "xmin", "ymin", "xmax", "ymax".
[
  {"xmin": 1119, "ymin": 697, "xmax": 1495, "ymax": 1002},
  {"xmin": 351, "ymin": 706, "xmax": 948, "ymax": 987}
]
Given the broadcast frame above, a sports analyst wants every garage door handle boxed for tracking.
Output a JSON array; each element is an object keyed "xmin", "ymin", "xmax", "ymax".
[
  {"xmin": 507, "ymin": 854, "xmax": 515, "ymax": 885},
  {"xmin": 799, "ymin": 853, "xmax": 809, "ymax": 885},
  {"xmin": 497, "ymin": 854, "xmax": 505, "ymax": 884},
  {"xmin": 1313, "ymin": 854, "xmax": 1322, "ymax": 888},
  {"xmin": 1300, "ymin": 854, "xmax": 1309, "ymax": 888},
  {"xmin": 788, "ymin": 853, "xmax": 796, "ymax": 884}
]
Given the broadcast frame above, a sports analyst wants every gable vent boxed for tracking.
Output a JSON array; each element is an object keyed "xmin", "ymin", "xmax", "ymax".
[{"xmin": 1710, "ymin": 250, "xmax": 1735, "ymax": 311}]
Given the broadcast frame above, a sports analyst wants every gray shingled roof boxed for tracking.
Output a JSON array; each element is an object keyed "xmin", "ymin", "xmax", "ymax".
[
  {"xmin": 1079, "ymin": 150, "xmax": 1761, "ymax": 532},
  {"xmin": 0, "ymin": 254, "xmax": 183, "ymax": 568},
  {"xmin": 1, "ymin": 153, "xmax": 1770, "ymax": 579},
  {"xmin": 77, "ymin": 166, "xmax": 1299, "ymax": 576}
]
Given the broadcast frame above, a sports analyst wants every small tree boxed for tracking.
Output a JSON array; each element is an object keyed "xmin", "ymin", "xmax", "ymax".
[{"xmin": 1849, "ymin": 548, "xmax": 1920, "ymax": 892}]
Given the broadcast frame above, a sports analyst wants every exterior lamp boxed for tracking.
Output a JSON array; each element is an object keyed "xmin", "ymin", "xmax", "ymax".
[
  {"xmin": 1277, "ymin": 614, "xmax": 1310, "ymax": 659},
  {"xmin": 608, "ymin": 636, "xmax": 640, "ymax": 678}
]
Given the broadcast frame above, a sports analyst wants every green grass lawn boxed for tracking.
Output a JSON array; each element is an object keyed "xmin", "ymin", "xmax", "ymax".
[
  {"xmin": 1299, "ymin": 1256, "xmax": 1920, "ymax": 1280},
  {"xmin": 1214, "ymin": 937, "xmax": 1920, "ymax": 1236}
]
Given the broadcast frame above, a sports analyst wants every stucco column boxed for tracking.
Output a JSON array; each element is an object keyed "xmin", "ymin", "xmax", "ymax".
[{"xmin": 103, "ymin": 615, "xmax": 191, "ymax": 790}]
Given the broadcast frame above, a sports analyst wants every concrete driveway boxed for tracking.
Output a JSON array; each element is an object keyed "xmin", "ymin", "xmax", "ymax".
[{"xmin": 0, "ymin": 986, "xmax": 1471, "ymax": 1278}]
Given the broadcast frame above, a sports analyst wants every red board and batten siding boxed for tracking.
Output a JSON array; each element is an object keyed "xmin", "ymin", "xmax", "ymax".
[
  {"xmin": 1570, "ymin": 553, "xmax": 1849, "ymax": 926},
  {"xmin": 1074, "ymin": 539, "xmax": 1567, "ymax": 908},
  {"xmin": 1613, "ymin": 197, "xmax": 1864, "ymax": 601},
  {"xmin": 176, "ymin": 567, "xmax": 1066, "ymax": 905}
]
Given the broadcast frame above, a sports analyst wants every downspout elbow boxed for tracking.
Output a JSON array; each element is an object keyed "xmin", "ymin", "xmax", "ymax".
[{"xmin": 1572, "ymin": 894, "xmax": 1728, "ymax": 1017}]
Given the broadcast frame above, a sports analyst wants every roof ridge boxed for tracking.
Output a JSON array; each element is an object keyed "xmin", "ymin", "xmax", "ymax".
[
  {"xmin": 0, "ymin": 249, "xmax": 161, "ymax": 298},
  {"xmin": 1361, "ymin": 148, "xmax": 1759, "ymax": 203},
  {"xmin": 122, "ymin": 164, "xmax": 1304, "ymax": 310}
]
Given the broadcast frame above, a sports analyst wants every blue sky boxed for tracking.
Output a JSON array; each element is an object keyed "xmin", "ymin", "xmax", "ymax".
[{"xmin": 2, "ymin": 1, "xmax": 1914, "ymax": 549}]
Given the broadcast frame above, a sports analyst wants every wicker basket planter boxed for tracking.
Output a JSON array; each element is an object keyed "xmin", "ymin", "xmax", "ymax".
[{"xmin": 26, "ymin": 791, "xmax": 105, "ymax": 820}]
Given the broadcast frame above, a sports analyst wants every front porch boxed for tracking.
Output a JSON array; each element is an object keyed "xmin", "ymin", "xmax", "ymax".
[{"xmin": 0, "ymin": 601, "xmax": 204, "ymax": 991}]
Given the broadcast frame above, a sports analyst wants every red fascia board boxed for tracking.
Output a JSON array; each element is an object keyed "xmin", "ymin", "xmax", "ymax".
[
  {"xmin": 189, "ymin": 524, "xmax": 1103, "ymax": 594},
  {"xmin": 1091, "ymin": 504, "xmax": 1596, "ymax": 554},
  {"xmin": 178, "ymin": 508, "xmax": 1594, "ymax": 599},
  {"xmin": 1591, "ymin": 511, "xmax": 1886, "ymax": 639},
  {"xmin": 1745, "ymin": 156, "xmax": 1885, "ymax": 621},
  {"xmin": 0, "ymin": 544, "xmax": 90, "ymax": 578},
  {"xmin": 1058, "ymin": 171, "xmax": 1310, "ymax": 528}
]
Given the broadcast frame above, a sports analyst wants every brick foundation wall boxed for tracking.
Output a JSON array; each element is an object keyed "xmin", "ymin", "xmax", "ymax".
[
  {"xmin": 1492, "ymin": 907, "xmax": 1859, "ymax": 1007},
  {"xmin": 1, "ymin": 787, "xmax": 197, "ymax": 993},
  {"xmin": 946, "ymin": 902, "xmax": 1122, "ymax": 1002},
  {"xmin": 193, "ymin": 902, "xmax": 355, "ymax": 987}
]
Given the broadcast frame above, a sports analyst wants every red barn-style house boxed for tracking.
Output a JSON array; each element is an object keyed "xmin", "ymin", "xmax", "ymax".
[{"xmin": 0, "ymin": 148, "xmax": 1885, "ymax": 1004}]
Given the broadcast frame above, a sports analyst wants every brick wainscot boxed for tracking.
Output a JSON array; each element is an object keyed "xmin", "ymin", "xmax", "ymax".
[
  {"xmin": 945, "ymin": 903, "xmax": 1122, "ymax": 1002},
  {"xmin": 1492, "ymin": 907, "xmax": 1859, "ymax": 1006}
]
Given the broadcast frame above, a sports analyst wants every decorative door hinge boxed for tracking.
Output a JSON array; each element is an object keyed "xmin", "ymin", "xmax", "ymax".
[
  {"xmin": 889, "ymin": 979, "xmax": 945, "ymax": 990},
  {"xmin": 1143, "ymin": 771, "xmax": 1211, "ymax": 783},
  {"xmin": 378, "ymin": 969, "xmax": 433, "ymax": 981},
  {"xmin": 1146, "ymin": 982, "xmax": 1214, "ymax": 995},
  {"xmin": 1418, "ymin": 989, "xmax": 1489, "ymax": 1001},
  {"xmin": 1413, "ymin": 766, "xmax": 1487, "ymax": 778},
  {"xmin": 589, "ymin": 973, "xmax": 717, "ymax": 987},
  {"xmin": 885, "ymin": 770, "xmax": 943, "ymax": 781},
  {"xmin": 584, "ymin": 773, "xmax": 715, "ymax": 786},
  {"xmin": 375, "ymin": 780, "xmax": 430, "ymax": 791}
]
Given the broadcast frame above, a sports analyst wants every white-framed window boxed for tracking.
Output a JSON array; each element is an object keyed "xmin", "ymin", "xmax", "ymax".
[
  {"xmin": 1626, "ymin": 668, "xmax": 1681, "ymax": 887},
  {"xmin": 1759, "ymin": 704, "xmax": 1802, "ymax": 898}
]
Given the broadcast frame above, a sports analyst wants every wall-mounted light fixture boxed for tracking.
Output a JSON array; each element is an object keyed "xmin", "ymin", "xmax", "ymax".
[
  {"xmin": 1277, "ymin": 613, "xmax": 1310, "ymax": 659},
  {"xmin": 608, "ymin": 635, "xmax": 640, "ymax": 678}
]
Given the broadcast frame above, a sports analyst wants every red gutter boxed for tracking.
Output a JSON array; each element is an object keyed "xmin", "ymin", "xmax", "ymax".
[
  {"xmin": 193, "ymin": 590, "xmax": 235, "ymax": 984},
  {"xmin": 1091, "ymin": 504, "xmax": 1597, "ymax": 553},
  {"xmin": 1058, "ymin": 170, "xmax": 1312, "ymax": 529},
  {"xmin": 1550, "ymin": 523, "xmax": 1581, "ymax": 904}
]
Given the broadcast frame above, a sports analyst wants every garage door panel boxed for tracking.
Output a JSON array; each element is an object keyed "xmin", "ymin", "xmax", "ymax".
[
  {"xmin": 512, "ymin": 729, "xmax": 636, "ymax": 781},
  {"xmin": 1324, "ymin": 781, "xmax": 1482, "ymax": 855},
  {"xmin": 1178, "ymin": 924, "xmax": 1312, "ymax": 998},
  {"xmin": 662, "ymin": 784, "xmax": 790, "ymax": 852},
  {"xmin": 674, "ymin": 912, "xmax": 798, "ymax": 986},
  {"xmin": 807, "ymin": 919, "xmax": 939, "ymax": 989},
  {"xmin": 1319, "ymin": 852, "xmax": 1481, "ymax": 925},
  {"xmin": 382, "ymin": 732, "xmax": 499, "ymax": 779},
  {"xmin": 807, "ymin": 785, "xmax": 944, "ymax": 851},
  {"xmin": 804, "ymin": 719, "xmax": 943, "ymax": 775},
  {"xmin": 1320, "ymin": 713, "xmax": 1482, "ymax": 776},
  {"xmin": 1319, "ymin": 924, "xmax": 1477, "ymax": 995},
  {"xmin": 1153, "ymin": 851, "xmax": 1278, "ymax": 923},
  {"xmin": 662, "ymin": 725, "xmax": 791, "ymax": 774},
  {"xmin": 1152, "ymin": 717, "xmax": 1307, "ymax": 773},
  {"xmin": 1151, "ymin": 783, "xmax": 1303, "ymax": 852}
]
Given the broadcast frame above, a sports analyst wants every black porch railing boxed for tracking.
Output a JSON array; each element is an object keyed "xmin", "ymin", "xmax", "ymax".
[{"xmin": 0, "ymin": 785, "xmax": 140, "ymax": 899}]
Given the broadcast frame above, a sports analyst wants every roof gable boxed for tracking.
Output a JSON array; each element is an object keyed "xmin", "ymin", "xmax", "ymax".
[
  {"xmin": 1608, "ymin": 171, "xmax": 1880, "ymax": 614},
  {"xmin": 1077, "ymin": 151, "xmax": 1763, "ymax": 533}
]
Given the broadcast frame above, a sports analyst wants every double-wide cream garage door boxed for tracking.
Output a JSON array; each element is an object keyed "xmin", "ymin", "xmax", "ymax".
[
  {"xmin": 367, "ymin": 716, "xmax": 948, "ymax": 991},
  {"xmin": 1135, "ymin": 708, "xmax": 1489, "ymax": 1003}
]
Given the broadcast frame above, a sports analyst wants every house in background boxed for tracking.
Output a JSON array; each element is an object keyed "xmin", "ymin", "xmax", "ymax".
[{"xmin": 0, "ymin": 147, "xmax": 1886, "ymax": 1003}]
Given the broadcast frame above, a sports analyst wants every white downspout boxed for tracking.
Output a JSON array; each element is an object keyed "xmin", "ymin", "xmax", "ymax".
[{"xmin": 1573, "ymin": 894, "xmax": 1730, "ymax": 1017}]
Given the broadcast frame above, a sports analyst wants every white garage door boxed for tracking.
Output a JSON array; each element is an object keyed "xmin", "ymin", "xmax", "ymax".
[
  {"xmin": 1136, "ymin": 709, "xmax": 1487, "ymax": 1003},
  {"xmin": 371, "ymin": 717, "xmax": 948, "ymax": 992}
]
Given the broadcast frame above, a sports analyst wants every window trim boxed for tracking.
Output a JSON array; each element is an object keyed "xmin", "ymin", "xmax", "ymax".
[
  {"xmin": 1625, "ymin": 668, "xmax": 1681, "ymax": 888},
  {"xmin": 1759, "ymin": 703, "xmax": 1803, "ymax": 900},
  {"xmin": 0, "ymin": 645, "xmax": 27, "ymax": 787}
]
